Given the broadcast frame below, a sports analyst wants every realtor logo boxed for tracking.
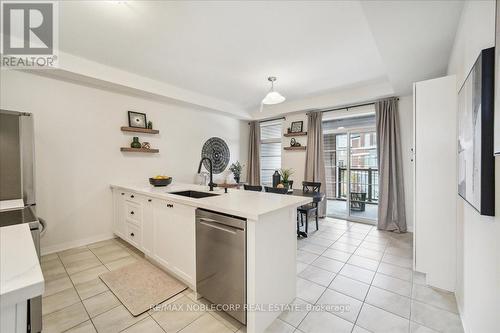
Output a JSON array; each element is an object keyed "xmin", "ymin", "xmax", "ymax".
[{"xmin": 1, "ymin": 1, "xmax": 58, "ymax": 68}]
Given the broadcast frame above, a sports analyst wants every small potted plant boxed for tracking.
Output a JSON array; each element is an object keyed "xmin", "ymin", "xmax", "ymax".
[
  {"xmin": 279, "ymin": 168, "xmax": 294, "ymax": 189},
  {"xmin": 229, "ymin": 161, "xmax": 243, "ymax": 183}
]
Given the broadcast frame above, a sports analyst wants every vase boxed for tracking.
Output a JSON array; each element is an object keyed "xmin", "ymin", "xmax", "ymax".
[
  {"xmin": 234, "ymin": 175, "xmax": 240, "ymax": 184},
  {"xmin": 272, "ymin": 170, "xmax": 281, "ymax": 187},
  {"xmin": 131, "ymin": 137, "xmax": 141, "ymax": 148}
]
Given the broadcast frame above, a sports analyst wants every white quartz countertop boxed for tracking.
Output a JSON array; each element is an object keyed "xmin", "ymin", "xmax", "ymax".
[
  {"xmin": 0, "ymin": 224, "xmax": 44, "ymax": 308},
  {"xmin": 111, "ymin": 182, "xmax": 311, "ymax": 220}
]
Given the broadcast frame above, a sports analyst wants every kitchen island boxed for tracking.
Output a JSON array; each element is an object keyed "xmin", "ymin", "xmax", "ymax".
[
  {"xmin": 110, "ymin": 182, "xmax": 309, "ymax": 333},
  {"xmin": 0, "ymin": 224, "xmax": 44, "ymax": 333}
]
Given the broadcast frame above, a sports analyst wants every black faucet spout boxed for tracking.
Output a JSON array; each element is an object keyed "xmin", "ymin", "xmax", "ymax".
[{"xmin": 198, "ymin": 157, "xmax": 216, "ymax": 191}]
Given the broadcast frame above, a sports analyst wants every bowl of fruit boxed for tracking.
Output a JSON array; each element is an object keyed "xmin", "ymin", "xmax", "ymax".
[{"xmin": 149, "ymin": 175, "xmax": 172, "ymax": 187}]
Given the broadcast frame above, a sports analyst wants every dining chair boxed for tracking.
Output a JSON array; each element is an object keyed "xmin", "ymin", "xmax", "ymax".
[
  {"xmin": 297, "ymin": 181, "xmax": 321, "ymax": 234},
  {"xmin": 244, "ymin": 184, "xmax": 262, "ymax": 192},
  {"xmin": 264, "ymin": 186, "xmax": 289, "ymax": 194}
]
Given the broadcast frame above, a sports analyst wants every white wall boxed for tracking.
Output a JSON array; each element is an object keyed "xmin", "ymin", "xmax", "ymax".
[
  {"xmin": 281, "ymin": 114, "xmax": 308, "ymax": 188},
  {"xmin": 446, "ymin": 1, "xmax": 500, "ymax": 332},
  {"xmin": 0, "ymin": 70, "xmax": 248, "ymax": 254}
]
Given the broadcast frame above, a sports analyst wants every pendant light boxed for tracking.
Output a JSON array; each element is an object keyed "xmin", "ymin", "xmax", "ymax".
[{"xmin": 262, "ymin": 76, "xmax": 285, "ymax": 105}]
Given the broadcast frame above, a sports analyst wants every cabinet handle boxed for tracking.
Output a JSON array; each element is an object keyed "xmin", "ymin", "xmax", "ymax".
[
  {"xmin": 130, "ymin": 195, "xmax": 134, "ymax": 198},
  {"xmin": 130, "ymin": 211, "xmax": 134, "ymax": 215},
  {"xmin": 167, "ymin": 203, "xmax": 173, "ymax": 208},
  {"xmin": 148, "ymin": 199, "xmax": 152, "ymax": 202},
  {"xmin": 121, "ymin": 192, "xmax": 125, "ymax": 195},
  {"xmin": 130, "ymin": 232, "xmax": 134, "ymax": 237}
]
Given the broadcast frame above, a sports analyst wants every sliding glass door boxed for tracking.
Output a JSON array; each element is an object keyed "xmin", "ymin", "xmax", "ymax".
[
  {"xmin": 348, "ymin": 131, "xmax": 378, "ymax": 222},
  {"xmin": 323, "ymin": 115, "xmax": 378, "ymax": 224}
]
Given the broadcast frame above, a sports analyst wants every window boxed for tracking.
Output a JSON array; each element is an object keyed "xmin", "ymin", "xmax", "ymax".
[{"xmin": 260, "ymin": 120, "xmax": 282, "ymax": 186}]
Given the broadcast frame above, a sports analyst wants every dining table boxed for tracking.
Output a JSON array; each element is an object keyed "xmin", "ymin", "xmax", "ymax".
[{"xmin": 289, "ymin": 189, "xmax": 326, "ymax": 237}]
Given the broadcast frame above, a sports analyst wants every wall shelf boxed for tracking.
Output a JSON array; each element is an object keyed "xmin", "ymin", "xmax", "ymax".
[
  {"xmin": 120, "ymin": 147, "xmax": 159, "ymax": 153},
  {"xmin": 284, "ymin": 146, "xmax": 306, "ymax": 151},
  {"xmin": 121, "ymin": 126, "xmax": 159, "ymax": 134},
  {"xmin": 284, "ymin": 132, "xmax": 307, "ymax": 137}
]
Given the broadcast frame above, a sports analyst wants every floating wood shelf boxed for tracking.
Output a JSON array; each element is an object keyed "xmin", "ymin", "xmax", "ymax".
[
  {"xmin": 121, "ymin": 126, "xmax": 159, "ymax": 134},
  {"xmin": 284, "ymin": 132, "xmax": 307, "ymax": 137},
  {"xmin": 120, "ymin": 147, "xmax": 159, "ymax": 153},
  {"xmin": 284, "ymin": 146, "xmax": 306, "ymax": 151}
]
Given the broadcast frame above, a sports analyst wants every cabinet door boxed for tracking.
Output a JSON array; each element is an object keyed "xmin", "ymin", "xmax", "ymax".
[
  {"xmin": 142, "ymin": 197, "xmax": 154, "ymax": 256},
  {"xmin": 112, "ymin": 189, "xmax": 126, "ymax": 238},
  {"xmin": 153, "ymin": 200, "xmax": 196, "ymax": 285}
]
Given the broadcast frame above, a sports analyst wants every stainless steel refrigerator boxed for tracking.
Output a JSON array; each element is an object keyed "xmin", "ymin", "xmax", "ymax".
[{"xmin": 0, "ymin": 109, "xmax": 43, "ymax": 333}]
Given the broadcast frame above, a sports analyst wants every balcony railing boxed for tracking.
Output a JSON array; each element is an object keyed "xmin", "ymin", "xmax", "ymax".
[{"xmin": 325, "ymin": 166, "xmax": 379, "ymax": 204}]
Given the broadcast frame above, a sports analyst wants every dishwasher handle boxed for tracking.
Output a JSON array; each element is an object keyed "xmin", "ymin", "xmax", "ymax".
[{"xmin": 199, "ymin": 218, "xmax": 242, "ymax": 234}]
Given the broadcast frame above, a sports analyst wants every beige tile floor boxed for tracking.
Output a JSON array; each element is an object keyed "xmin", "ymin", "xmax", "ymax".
[{"xmin": 40, "ymin": 218, "xmax": 464, "ymax": 333}]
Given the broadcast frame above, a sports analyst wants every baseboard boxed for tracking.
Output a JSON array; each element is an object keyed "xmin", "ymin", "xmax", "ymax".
[
  {"xmin": 41, "ymin": 233, "xmax": 116, "ymax": 255},
  {"xmin": 456, "ymin": 296, "xmax": 467, "ymax": 333}
]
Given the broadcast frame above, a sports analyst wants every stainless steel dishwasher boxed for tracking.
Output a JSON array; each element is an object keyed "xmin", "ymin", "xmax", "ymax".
[{"xmin": 196, "ymin": 209, "xmax": 246, "ymax": 324}]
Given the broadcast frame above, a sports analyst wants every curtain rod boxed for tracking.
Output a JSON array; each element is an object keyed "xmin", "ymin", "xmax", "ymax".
[
  {"xmin": 248, "ymin": 116, "xmax": 285, "ymax": 125},
  {"xmin": 307, "ymin": 97, "xmax": 399, "ymax": 115},
  {"xmin": 248, "ymin": 96, "xmax": 400, "ymax": 122}
]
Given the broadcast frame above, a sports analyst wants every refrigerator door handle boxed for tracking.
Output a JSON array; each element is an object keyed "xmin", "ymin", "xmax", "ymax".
[{"xmin": 38, "ymin": 217, "xmax": 47, "ymax": 237}]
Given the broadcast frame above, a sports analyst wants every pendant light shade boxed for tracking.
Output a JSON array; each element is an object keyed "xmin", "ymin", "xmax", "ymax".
[{"xmin": 262, "ymin": 77, "xmax": 285, "ymax": 105}]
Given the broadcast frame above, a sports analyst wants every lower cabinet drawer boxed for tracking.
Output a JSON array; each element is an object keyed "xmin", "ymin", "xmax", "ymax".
[
  {"xmin": 125, "ymin": 201, "xmax": 142, "ymax": 225},
  {"xmin": 125, "ymin": 223, "xmax": 141, "ymax": 248}
]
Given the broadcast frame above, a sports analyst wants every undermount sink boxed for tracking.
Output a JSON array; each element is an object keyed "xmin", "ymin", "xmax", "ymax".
[{"xmin": 169, "ymin": 190, "xmax": 220, "ymax": 199}]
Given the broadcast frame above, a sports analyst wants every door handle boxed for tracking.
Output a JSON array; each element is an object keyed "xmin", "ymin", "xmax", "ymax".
[{"xmin": 199, "ymin": 219, "xmax": 239, "ymax": 234}]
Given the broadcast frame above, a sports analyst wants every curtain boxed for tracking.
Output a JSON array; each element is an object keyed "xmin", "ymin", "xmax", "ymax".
[
  {"xmin": 305, "ymin": 111, "xmax": 327, "ymax": 217},
  {"xmin": 246, "ymin": 121, "xmax": 261, "ymax": 185},
  {"xmin": 375, "ymin": 98, "xmax": 407, "ymax": 232}
]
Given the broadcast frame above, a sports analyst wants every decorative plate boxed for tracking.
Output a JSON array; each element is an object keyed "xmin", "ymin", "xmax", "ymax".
[{"xmin": 201, "ymin": 137, "xmax": 230, "ymax": 174}]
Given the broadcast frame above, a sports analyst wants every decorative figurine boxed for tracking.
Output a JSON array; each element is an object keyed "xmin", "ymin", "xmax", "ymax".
[
  {"xmin": 290, "ymin": 138, "xmax": 301, "ymax": 147},
  {"xmin": 147, "ymin": 121, "xmax": 153, "ymax": 129},
  {"xmin": 130, "ymin": 137, "xmax": 141, "ymax": 148}
]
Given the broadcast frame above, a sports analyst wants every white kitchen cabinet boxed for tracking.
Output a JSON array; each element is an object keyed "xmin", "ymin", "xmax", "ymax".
[
  {"xmin": 112, "ymin": 189, "xmax": 152, "ymax": 253},
  {"xmin": 112, "ymin": 189, "xmax": 196, "ymax": 286},
  {"xmin": 413, "ymin": 75, "xmax": 457, "ymax": 292},
  {"xmin": 112, "ymin": 188, "xmax": 126, "ymax": 238},
  {"xmin": 142, "ymin": 197, "xmax": 154, "ymax": 256},
  {"xmin": 152, "ymin": 199, "xmax": 196, "ymax": 286}
]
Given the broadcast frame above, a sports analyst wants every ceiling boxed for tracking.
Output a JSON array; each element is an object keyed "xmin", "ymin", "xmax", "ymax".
[{"xmin": 57, "ymin": 1, "xmax": 464, "ymax": 118}]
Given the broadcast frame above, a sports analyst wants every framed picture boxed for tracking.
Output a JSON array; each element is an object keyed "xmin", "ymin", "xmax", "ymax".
[
  {"xmin": 494, "ymin": 0, "xmax": 500, "ymax": 155},
  {"xmin": 457, "ymin": 47, "xmax": 495, "ymax": 216},
  {"xmin": 290, "ymin": 121, "xmax": 303, "ymax": 133},
  {"xmin": 128, "ymin": 111, "xmax": 147, "ymax": 128}
]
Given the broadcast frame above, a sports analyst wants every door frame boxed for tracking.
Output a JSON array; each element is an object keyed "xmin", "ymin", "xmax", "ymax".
[{"xmin": 323, "ymin": 125, "xmax": 378, "ymax": 225}]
